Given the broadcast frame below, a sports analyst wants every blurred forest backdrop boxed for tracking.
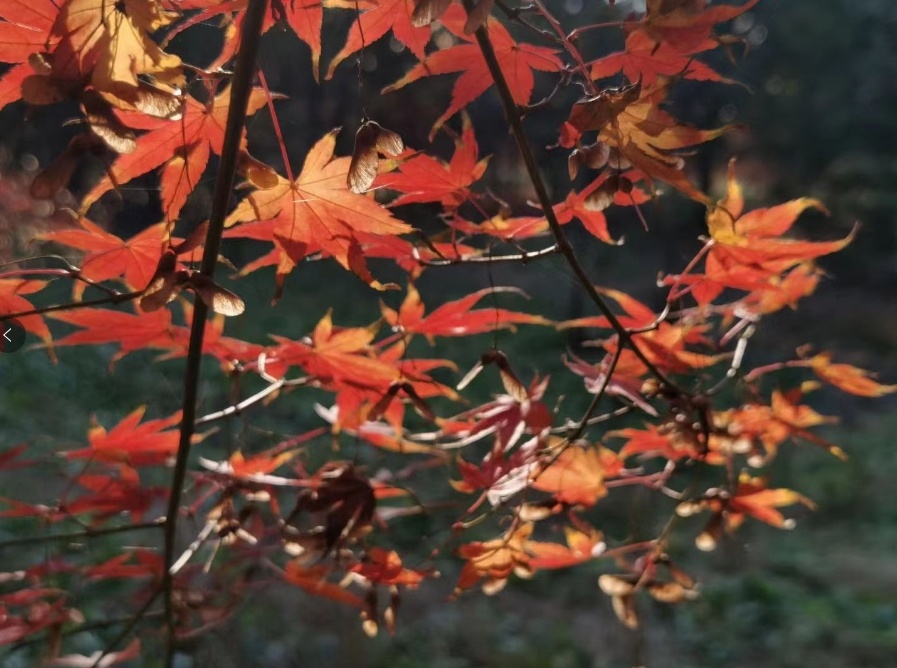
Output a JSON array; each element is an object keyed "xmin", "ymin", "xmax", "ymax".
[{"xmin": 2, "ymin": 0, "xmax": 897, "ymax": 666}]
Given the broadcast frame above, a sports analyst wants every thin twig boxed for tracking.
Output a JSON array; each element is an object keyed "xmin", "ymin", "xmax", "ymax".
[
  {"xmin": 9, "ymin": 610, "xmax": 165, "ymax": 656},
  {"xmin": 162, "ymin": 2, "xmax": 269, "ymax": 665},
  {"xmin": 531, "ymin": 0, "xmax": 598, "ymax": 95},
  {"xmin": 415, "ymin": 243, "xmax": 559, "ymax": 266},
  {"xmin": 0, "ymin": 520, "xmax": 163, "ymax": 551},
  {"xmin": 3, "ymin": 290, "xmax": 143, "ymax": 320},
  {"xmin": 194, "ymin": 376, "xmax": 308, "ymax": 426},
  {"xmin": 89, "ymin": 588, "xmax": 163, "ymax": 668}
]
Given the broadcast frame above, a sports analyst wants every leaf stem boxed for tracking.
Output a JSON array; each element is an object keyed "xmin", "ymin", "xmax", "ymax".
[{"xmin": 530, "ymin": 0, "xmax": 598, "ymax": 95}]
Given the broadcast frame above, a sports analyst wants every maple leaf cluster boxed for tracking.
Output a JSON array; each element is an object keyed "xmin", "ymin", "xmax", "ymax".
[{"xmin": 0, "ymin": 0, "xmax": 892, "ymax": 663}]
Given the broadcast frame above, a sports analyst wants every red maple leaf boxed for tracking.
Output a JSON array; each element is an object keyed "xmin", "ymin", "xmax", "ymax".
[
  {"xmin": 350, "ymin": 548, "xmax": 428, "ymax": 588},
  {"xmin": 375, "ymin": 113, "xmax": 488, "ymax": 209},
  {"xmin": 63, "ymin": 406, "xmax": 204, "ymax": 467},
  {"xmin": 0, "ymin": 278, "xmax": 52, "ymax": 347},
  {"xmin": 559, "ymin": 288, "xmax": 724, "ymax": 375},
  {"xmin": 590, "ymin": 31, "xmax": 732, "ymax": 86},
  {"xmin": 40, "ymin": 219, "xmax": 180, "ymax": 298},
  {"xmin": 531, "ymin": 444, "xmax": 624, "ymax": 507},
  {"xmin": 263, "ymin": 311, "xmax": 399, "ymax": 391},
  {"xmin": 325, "ymin": 0, "xmax": 432, "ymax": 79},
  {"xmin": 173, "ymin": 0, "xmax": 326, "ymax": 79},
  {"xmin": 224, "ymin": 130, "xmax": 412, "ymax": 292},
  {"xmin": 49, "ymin": 306, "xmax": 176, "ymax": 363},
  {"xmin": 0, "ymin": 0, "xmax": 59, "ymax": 110},
  {"xmin": 642, "ymin": 0, "xmax": 759, "ymax": 52},
  {"xmin": 283, "ymin": 563, "xmax": 364, "ymax": 607},
  {"xmin": 162, "ymin": 311, "xmax": 265, "ymax": 370},
  {"xmin": 383, "ymin": 5, "xmax": 562, "ymax": 138}
]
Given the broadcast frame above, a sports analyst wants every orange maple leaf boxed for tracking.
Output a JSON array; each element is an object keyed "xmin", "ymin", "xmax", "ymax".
[
  {"xmin": 677, "ymin": 472, "xmax": 815, "ymax": 551},
  {"xmin": 51, "ymin": 0, "xmax": 183, "ymax": 96},
  {"xmin": 383, "ymin": 5, "xmax": 562, "ymax": 139},
  {"xmin": 807, "ymin": 352, "xmax": 897, "ymax": 398},
  {"xmin": 455, "ymin": 522, "xmax": 534, "ymax": 595},
  {"xmin": 82, "ymin": 86, "xmax": 268, "ymax": 221},
  {"xmin": 590, "ymin": 30, "xmax": 734, "ymax": 86},
  {"xmin": 730, "ymin": 387, "xmax": 842, "ymax": 463},
  {"xmin": 666, "ymin": 162, "xmax": 856, "ymax": 305},
  {"xmin": 528, "ymin": 524, "xmax": 606, "ymax": 570},
  {"xmin": 283, "ymin": 563, "xmax": 364, "ymax": 607},
  {"xmin": 224, "ymin": 130, "xmax": 412, "ymax": 292},
  {"xmin": 531, "ymin": 444, "xmax": 624, "ymax": 507}
]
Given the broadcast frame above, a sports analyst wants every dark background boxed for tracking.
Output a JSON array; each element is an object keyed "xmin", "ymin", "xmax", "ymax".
[{"xmin": 2, "ymin": 0, "xmax": 896, "ymax": 666}]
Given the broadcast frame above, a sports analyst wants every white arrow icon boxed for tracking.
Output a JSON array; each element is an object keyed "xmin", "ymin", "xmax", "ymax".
[{"xmin": 3, "ymin": 328, "xmax": 10, "ymax": 342}]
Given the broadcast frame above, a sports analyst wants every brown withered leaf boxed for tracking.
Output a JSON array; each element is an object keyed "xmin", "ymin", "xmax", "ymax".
[
  {"xmin": 566, "ymin": 80, "xmax": 728, "ymax": 202},
  {"xmin": 282, "ymin": 462, "xmax": 376, "ymax": 560},
  {"xmin": 348, "ymin": 120, "xmax": 404, "ymax": 194},
  {"xmin": 21, "ymin": 74, "xmax": 72, "ymax": 105},
  {"xmin": 567, "ymin": 80, "xmax": 642, "ymax": 133}
]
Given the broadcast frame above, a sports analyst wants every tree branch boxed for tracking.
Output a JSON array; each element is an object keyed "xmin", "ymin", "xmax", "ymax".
[
  {"xmin": 461, "ymin": 0, "xmax": 690, "ymax": 398},
  {"xmin": 162, "ymin": 1, "xmax": 269, "ymax": 665}
]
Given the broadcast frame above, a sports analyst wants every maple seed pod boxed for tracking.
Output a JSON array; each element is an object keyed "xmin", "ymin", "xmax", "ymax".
[
  {"xmin": 569, "ymin": 141, "xmax": 611, "ymax": 179},
  {"xmin": 411, "ymin": 0, "xmax": 454, "ymax": 28},
  {"xmin": 607, "ymin": 148, "xmax": 633, "ymax": 170},
  {"xmin": 584, "ymin": 177, "xmax": 618, "ymax": 212},
  {"xmin": 464, "ymin": 0, "xmax": 495, "ymax": 34},
  {"xmin": 348, "ymin": 121, "xmax": 404, "ymax": 193}
]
